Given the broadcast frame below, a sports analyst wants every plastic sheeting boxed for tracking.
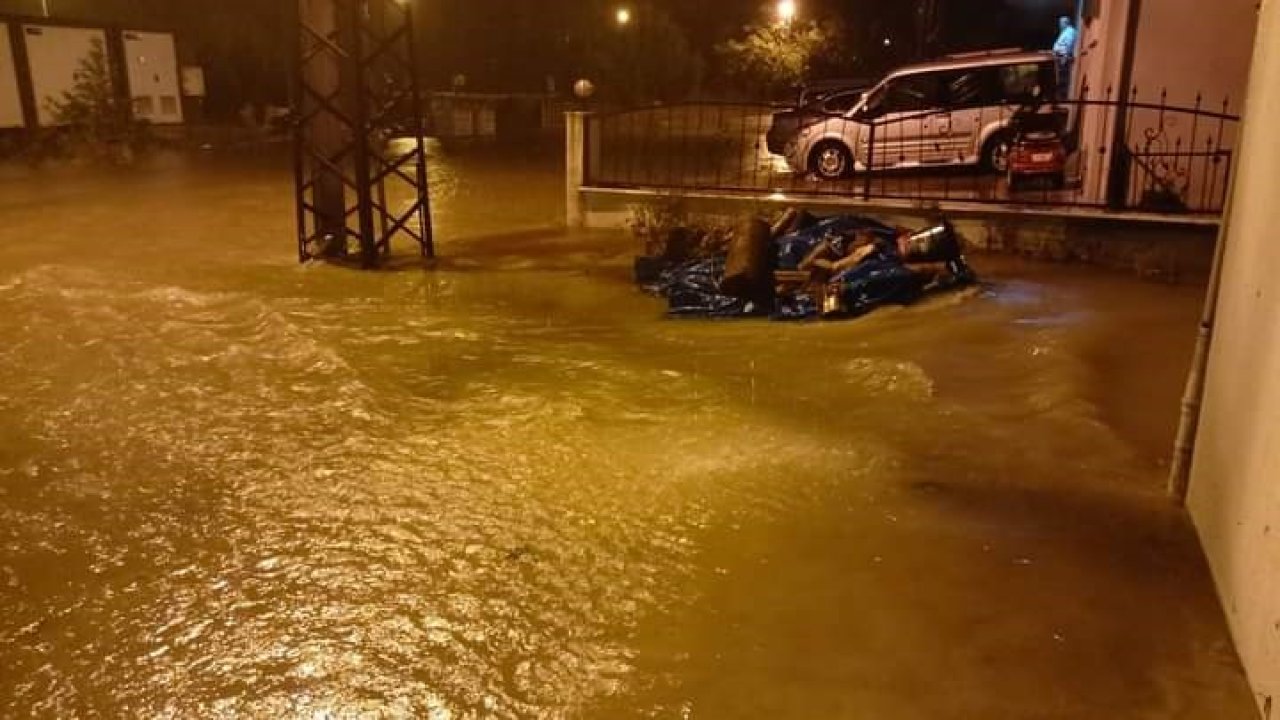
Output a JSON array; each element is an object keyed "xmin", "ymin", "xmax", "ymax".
[
  {"xmin": 641, "ymin": 215, "xmax": 975, "ymax": 321},
  {"xmin": 643, "ymin": 257, "xmax": 763, "ymax": 318}
]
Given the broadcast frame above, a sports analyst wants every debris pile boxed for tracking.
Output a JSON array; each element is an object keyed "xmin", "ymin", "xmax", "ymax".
[{"xmin": 638, "ymin": 210, "xmax": 976, "ymax": 321}]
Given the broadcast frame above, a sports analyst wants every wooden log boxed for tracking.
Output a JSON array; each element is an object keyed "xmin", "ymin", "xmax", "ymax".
[
  {"xmin": 770, "ymin": 208, "xmax": 801, "ymax": 239},
  {"xmin": 773, "ymin": 271, "xmax": 810, "ymax": 284},
  {"xmin": 722, "ymin": 217, "xmax": 774, "ymax": 300},
  {"xmin": 798, "ymin": 239, "xmax": 836, "ymax": 271},
  {"xmin": 829, "ymin": 244, "xmax": 879, "ymax": 274},
  {"xmin": 793, "ymin": 209, "xmax": 818, "ymax": 233}
]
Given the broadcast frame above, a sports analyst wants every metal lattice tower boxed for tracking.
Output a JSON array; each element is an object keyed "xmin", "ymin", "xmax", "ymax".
[{"xmin": 294, "ymin": 0, "xmax": 434, "ymax": 267}]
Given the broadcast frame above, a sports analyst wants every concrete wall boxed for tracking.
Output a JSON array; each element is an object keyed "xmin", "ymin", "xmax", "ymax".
[
  {"xmin": 1131, "ymin": 0, "xmax": 1257, "ymax": 112},
  {"xmin": 1075, "ymin": 0, "xmax": 1256, "ymax": 113},
  {"xmin": 1072, "ymin": 0, "xmax": 1258, "ymax": 207},
  {"xmin": 1073, "ymin": 0, "xmax": 1133, "ymax": 204},
  {"xmin": 574, "ymin": 185, "xmax": 1218, "ymax": 282},
  {"xmin": 1188, "ymin": 0, "xmax": 1280, "ymax": 716}
]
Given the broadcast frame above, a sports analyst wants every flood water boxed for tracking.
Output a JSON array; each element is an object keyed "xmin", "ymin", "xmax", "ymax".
[{"xmin": 0, "ymin": 143, "xmax": 1256, "ymax": 718}]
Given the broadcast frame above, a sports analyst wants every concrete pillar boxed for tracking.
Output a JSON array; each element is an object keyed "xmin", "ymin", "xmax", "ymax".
[
  {"xmin": 1187, "ymin": 0, "xmax": 1280, "ymax": 716},
  {"xmin": 565, "ymin": 111, "xmax": 588, "ymax": 228},
  {"xmin": 301, "ymin": 0, "xmax": 349, "ymax": 257},
  {"xmin": 1072, "ymin": 0, "xmax": 1134, "ymax": 206}
]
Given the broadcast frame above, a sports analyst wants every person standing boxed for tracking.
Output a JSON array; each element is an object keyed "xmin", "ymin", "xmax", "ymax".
[{"xmin": 1053, "ymin": 16, "xmax": 1079, "ymax": 97}]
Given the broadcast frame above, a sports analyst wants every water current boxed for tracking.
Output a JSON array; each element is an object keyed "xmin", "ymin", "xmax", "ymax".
[{"xmin": 0, "ymin": 144, "xmax": 1256, "ymax": 718}]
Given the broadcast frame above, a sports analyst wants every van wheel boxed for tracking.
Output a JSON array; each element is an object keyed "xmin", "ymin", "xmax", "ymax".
[
  {"xmin": 981, "ymin": 132, "xmax": 1013, "ymax": 174},
  {"xmin": 810, "ymin": 141, "xmax": 854, "ymax": 180}
]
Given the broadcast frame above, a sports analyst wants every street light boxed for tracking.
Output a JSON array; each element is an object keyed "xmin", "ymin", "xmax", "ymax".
[
  {"xmin": 615, "ymin": 7, "xmax": 632, "ymax": 27},
  {"xmin": 776, "ymin": 0, "xmax": 797, "ymax": 25}
]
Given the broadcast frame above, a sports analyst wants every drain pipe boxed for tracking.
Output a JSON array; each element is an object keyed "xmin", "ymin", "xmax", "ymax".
[{"xmin": 1167, "ymin": 176, "xmax": 1237, "ymax": 506}]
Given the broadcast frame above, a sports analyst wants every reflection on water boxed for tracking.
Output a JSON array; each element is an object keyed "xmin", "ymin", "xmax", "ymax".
[{"xmin": 0, "ymin": 146, "xmax": 1254, "ymax": 718}]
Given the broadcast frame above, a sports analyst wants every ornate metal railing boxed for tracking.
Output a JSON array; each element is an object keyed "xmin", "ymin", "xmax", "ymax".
[{"xmin": 581, "ymin": 86, "xmax": 1238, "ymax": 216}]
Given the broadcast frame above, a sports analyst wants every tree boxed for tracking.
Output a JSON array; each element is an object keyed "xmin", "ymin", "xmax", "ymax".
[
  {"xmin": 716, "ymin": 10, "xmax": 848, "ymax": 99},
  {"xmin": 588, "ymin": 4, "xmax": 711, "ymax": 102},
  {"xmin": 47, "ymin": 38, "xmax": 141, "ymax": 162}
]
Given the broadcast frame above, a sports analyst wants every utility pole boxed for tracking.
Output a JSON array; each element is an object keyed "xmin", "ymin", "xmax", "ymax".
[
  {"xmin": 297, "ymin": 0, "xmax": 349, "ymax": 260},
  {"xmin": 294, "ymin": 0, "xmax": 435, "ymax": 267}
]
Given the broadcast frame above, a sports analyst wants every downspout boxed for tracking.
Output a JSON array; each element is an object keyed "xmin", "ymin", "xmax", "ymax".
[
  {"xmin": 1166, "ymin": 184, "xmax": 1234, "ymax": 505},
  {"xmin": 1166, "ymin": 0, "xmax": 1265, "ymax": 506}
]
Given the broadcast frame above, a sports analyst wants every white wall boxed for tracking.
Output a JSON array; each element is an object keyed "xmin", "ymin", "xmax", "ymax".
[
  {"xmin": 1071, "ymin": 0, "xmax": 1258, "ymax": 209},
  {"xmin": 1073, "ymin": 0, "xmax": 1133, "ymax": 203},
  {"xmin": 122, "ymin": 30, "xmax": 183, "ymax": 125},
  {"xmin": 0, "ymin": 24, "xmax": 24, "ymax": 129},
  {"xmin": 1131, "ymin": 0, "xmax": 1257, "ymax": 113},
  {"xmin": 1128, "ymin": 0, "xmax": 1256, "ymax": 210},
  {"xmin": 23, "ymin": 24, "xmax": 107, "ymax": 128},
  {"xmin": 1189, "ymin": 0, "xmax": 1280, "ymax": 715}
]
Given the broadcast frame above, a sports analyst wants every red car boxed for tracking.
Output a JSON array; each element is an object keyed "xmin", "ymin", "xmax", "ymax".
[{"xmin": 1007, "ymin": 111, "xmax": 1067, "ymax": 192}]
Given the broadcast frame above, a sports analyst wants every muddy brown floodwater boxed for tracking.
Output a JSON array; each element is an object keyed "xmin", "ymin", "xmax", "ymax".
[{"xmin": 0, "ymin": 143, "xmax": 1257, "ymax": 719}]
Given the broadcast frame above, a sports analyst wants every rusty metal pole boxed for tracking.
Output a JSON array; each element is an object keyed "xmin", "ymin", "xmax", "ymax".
[
  {"xmin": 345, "ymin": 0, "xmax": 379, "ymax": 268},
  {"xmin": 300, "ymin": 0, "xmax": 349, "ymax": 259},
  {"xmin": 403, "ymin": 1, "xmax": 436, "ymax": 258},
  {"xmin": 296, "ymin": 0, "xmax": 434, "ymax": 265}
]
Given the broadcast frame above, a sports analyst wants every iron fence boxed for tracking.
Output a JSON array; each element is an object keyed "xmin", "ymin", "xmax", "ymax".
[{"xmin": 582, "ymin": 85, "xmax": 1239, "ymax": 216}]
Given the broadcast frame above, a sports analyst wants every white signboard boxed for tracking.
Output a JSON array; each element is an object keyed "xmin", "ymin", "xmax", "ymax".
[
  {"xmin": 0, "ymin": 23, "xmax": 25, "ymax": 129},
  {"xmin": 24, "ymin": 24, "xmax": 106, "ymax": 128},
  {"xmin": 123, "ymin": 30, "xmax": 183, "ymax": 124},
  {"xmin": 181, "ymin": 66, "xmax": 205, "ymax": 98}
]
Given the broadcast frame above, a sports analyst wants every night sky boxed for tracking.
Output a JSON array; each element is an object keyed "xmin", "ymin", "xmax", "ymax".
[
  {"xmin": 420, "ymin": 0, "xmax": 1078, "ymax": 90},
  {"xmin": 0, "ymin": 0, "xmax": 1079, "ymax": 104}
]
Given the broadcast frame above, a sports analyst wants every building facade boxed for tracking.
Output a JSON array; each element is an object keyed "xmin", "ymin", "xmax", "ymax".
[
  {"xmin": 1188, "ymin": 0, "xmax": 1280, "ymax": 714},
  {"xmin": 1071, "ymin": 0, "xmax": 1259, "ymax": 210}
]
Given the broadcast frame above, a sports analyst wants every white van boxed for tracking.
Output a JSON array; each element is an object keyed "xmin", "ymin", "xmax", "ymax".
[{"xmin": 784, "ymin": 50, "xmax": 1059, "ymax": 180}]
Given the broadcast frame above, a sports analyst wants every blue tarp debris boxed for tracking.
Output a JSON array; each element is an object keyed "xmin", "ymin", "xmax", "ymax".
[{"xmin": 639, "ymin": 214, "xmax": 976, "ymax": 321}]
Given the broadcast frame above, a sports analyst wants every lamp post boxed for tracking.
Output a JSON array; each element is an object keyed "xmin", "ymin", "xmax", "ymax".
[
  {"xmin": 776, "ymin": 0, "xmax": 797, "ymax": 25},
  {"xmin": 615, "ymin": 6, "xmax": 639, "ymax": 100}
]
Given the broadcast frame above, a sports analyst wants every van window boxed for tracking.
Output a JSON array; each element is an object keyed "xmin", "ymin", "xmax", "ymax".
[
  {"xmin": 868, "ymin": 74, "xmax": 943, "ymax": 116},
  {"xmin": 941, "ymin": 69, "xmax": 997, "ymax": 108},
  {"xmin": 821, "ymin": 91, "xmax": 862, "ymax": 114},
  {"xmin": 998, "ymin": 63, "xmax": 1050, "ymax": 102}
]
